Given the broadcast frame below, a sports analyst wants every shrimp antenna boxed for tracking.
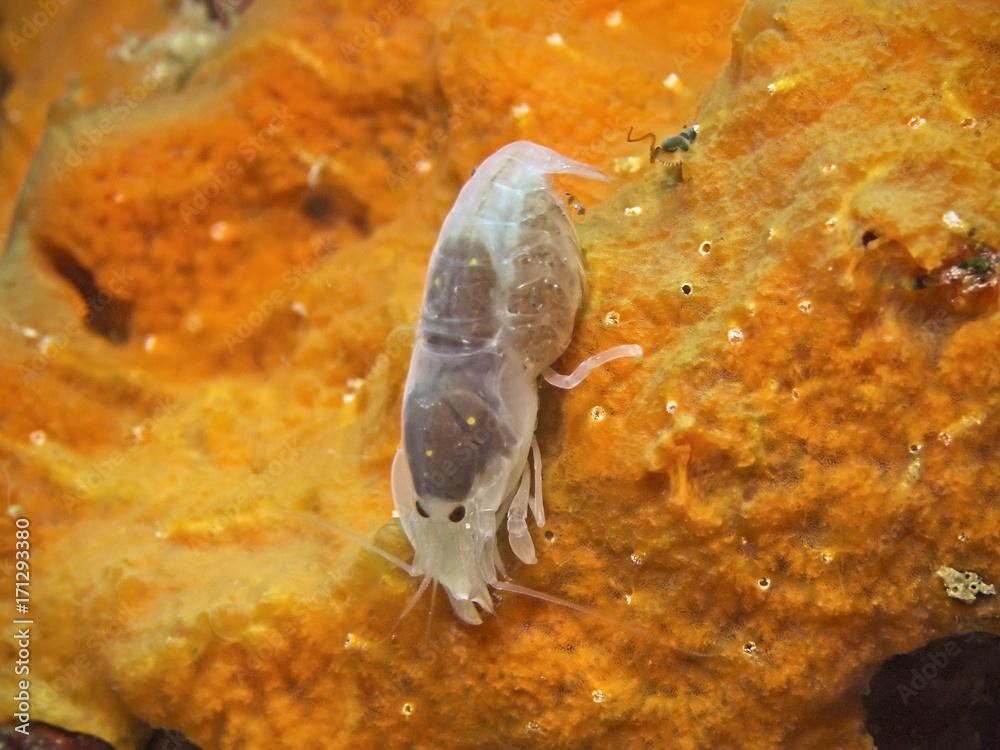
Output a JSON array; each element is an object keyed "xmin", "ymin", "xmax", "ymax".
[
  {"xmin": 490, "ymin": 579, "xmax": 719, "ymax": 660},
  {"xmin": 277, "ymin": 509, "xmax": 436, "ymax": 638},
  {"xmin": 274, "ymin": 508, "xmax": 419, "ymax": 577},
  {"xmin": 422, "ymin": 580, "xmax": 438, "ymax": 651},
  {"xmin": 393, "ymin": 573, "xmax": 433, "ymax": 636},
  {"xmin": 627, "ymin": 126, "xmax": 659, "ymax": 163}
]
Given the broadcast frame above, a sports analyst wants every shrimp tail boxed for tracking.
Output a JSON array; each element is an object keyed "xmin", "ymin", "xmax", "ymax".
[{"xmin": 492, "ymin": 141, "xmax": 609, "ymax": 182}]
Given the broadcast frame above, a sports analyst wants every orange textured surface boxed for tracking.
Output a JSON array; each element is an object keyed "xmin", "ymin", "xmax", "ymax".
[
  {"xmin": 1, "ymin": 0, "xmax": 998, "ymax": 748},
  {"xmin": 0, "ymin": 1, "xmax": 187, "ymax": 243}
]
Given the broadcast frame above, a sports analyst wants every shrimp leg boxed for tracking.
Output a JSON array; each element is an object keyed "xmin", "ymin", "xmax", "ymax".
[
  {"xmin": 506, "ymin": 463, "xmax": 536, "ymax": 564},
  {"xmin": 542, "ymin": 344, "xmax": 643, "ymax": 389},
  {"xmin": 529, "ymin": 436, "xmax": 544, "ymax": 527}
]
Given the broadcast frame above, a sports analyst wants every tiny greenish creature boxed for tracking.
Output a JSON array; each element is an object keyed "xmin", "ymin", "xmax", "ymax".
[
  {"xmin": 627, "ymin": 125, "xmax": 700, "ymax": 164},
  {"xmin": 660, "ymin": 126, "xmax": 699, "ymax": 153},
  {"xmin": 958, "ymin": 254, "xmax": 993, "ymax": 274}
]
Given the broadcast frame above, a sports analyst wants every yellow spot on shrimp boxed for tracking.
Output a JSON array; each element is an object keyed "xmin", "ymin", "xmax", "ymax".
[
  {"xmin": 469, "ymin": 257, "xmax": 479, "ymax": 266},
  {"xmin": 425, "ymin": 449, "xmax": 433, "ymax": 457},
  {"xmin": 466, "ymin": 416, "xmax": 477, "ymax": 426}
]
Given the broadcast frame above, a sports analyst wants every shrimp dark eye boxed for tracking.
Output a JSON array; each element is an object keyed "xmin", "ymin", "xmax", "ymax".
[
  {"xmin": 416, "ymin": 501, "xmax": 430, "ymax": 518},
  {"xmin": 449, "ymin": 506, "xmax": 466, "ymax": 523}
]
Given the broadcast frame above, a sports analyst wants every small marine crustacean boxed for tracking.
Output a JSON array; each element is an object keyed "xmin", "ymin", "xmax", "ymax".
[
  {"xmin": 387, "ymin": 141, "xmax": 643, "ymax": 624},
  {"xmin": 627, "ymin": 125, "xmax": 700, "ymax": 164}
]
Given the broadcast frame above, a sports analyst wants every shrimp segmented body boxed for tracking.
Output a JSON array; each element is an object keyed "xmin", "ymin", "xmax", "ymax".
[{"xmin": 391, "ymin": 141, "xmax": 642, "ymax": 624}]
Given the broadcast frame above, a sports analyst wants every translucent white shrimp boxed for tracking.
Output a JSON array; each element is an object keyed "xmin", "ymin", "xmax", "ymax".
[{"xmin": 390, "ymin": 141, "xmax": 643, "ymax": 624}]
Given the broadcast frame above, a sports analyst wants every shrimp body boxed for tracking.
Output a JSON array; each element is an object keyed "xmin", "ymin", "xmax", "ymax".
[{"xmin": 391, "ymin": 142, "xmax": 606, "ymax": 624}]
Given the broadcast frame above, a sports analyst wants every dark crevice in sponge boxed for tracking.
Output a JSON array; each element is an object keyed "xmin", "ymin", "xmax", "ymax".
[
  {"xmin": 864, "ymin": 631, "xmax": 1000, "ymax": 750},
  {"xmin": 0, "ymin": 62, "xmax": 13, "ymax": 103},
  {"xmin": 41, "ymin": 243, "xmax": 134, "ymax": 344}
]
